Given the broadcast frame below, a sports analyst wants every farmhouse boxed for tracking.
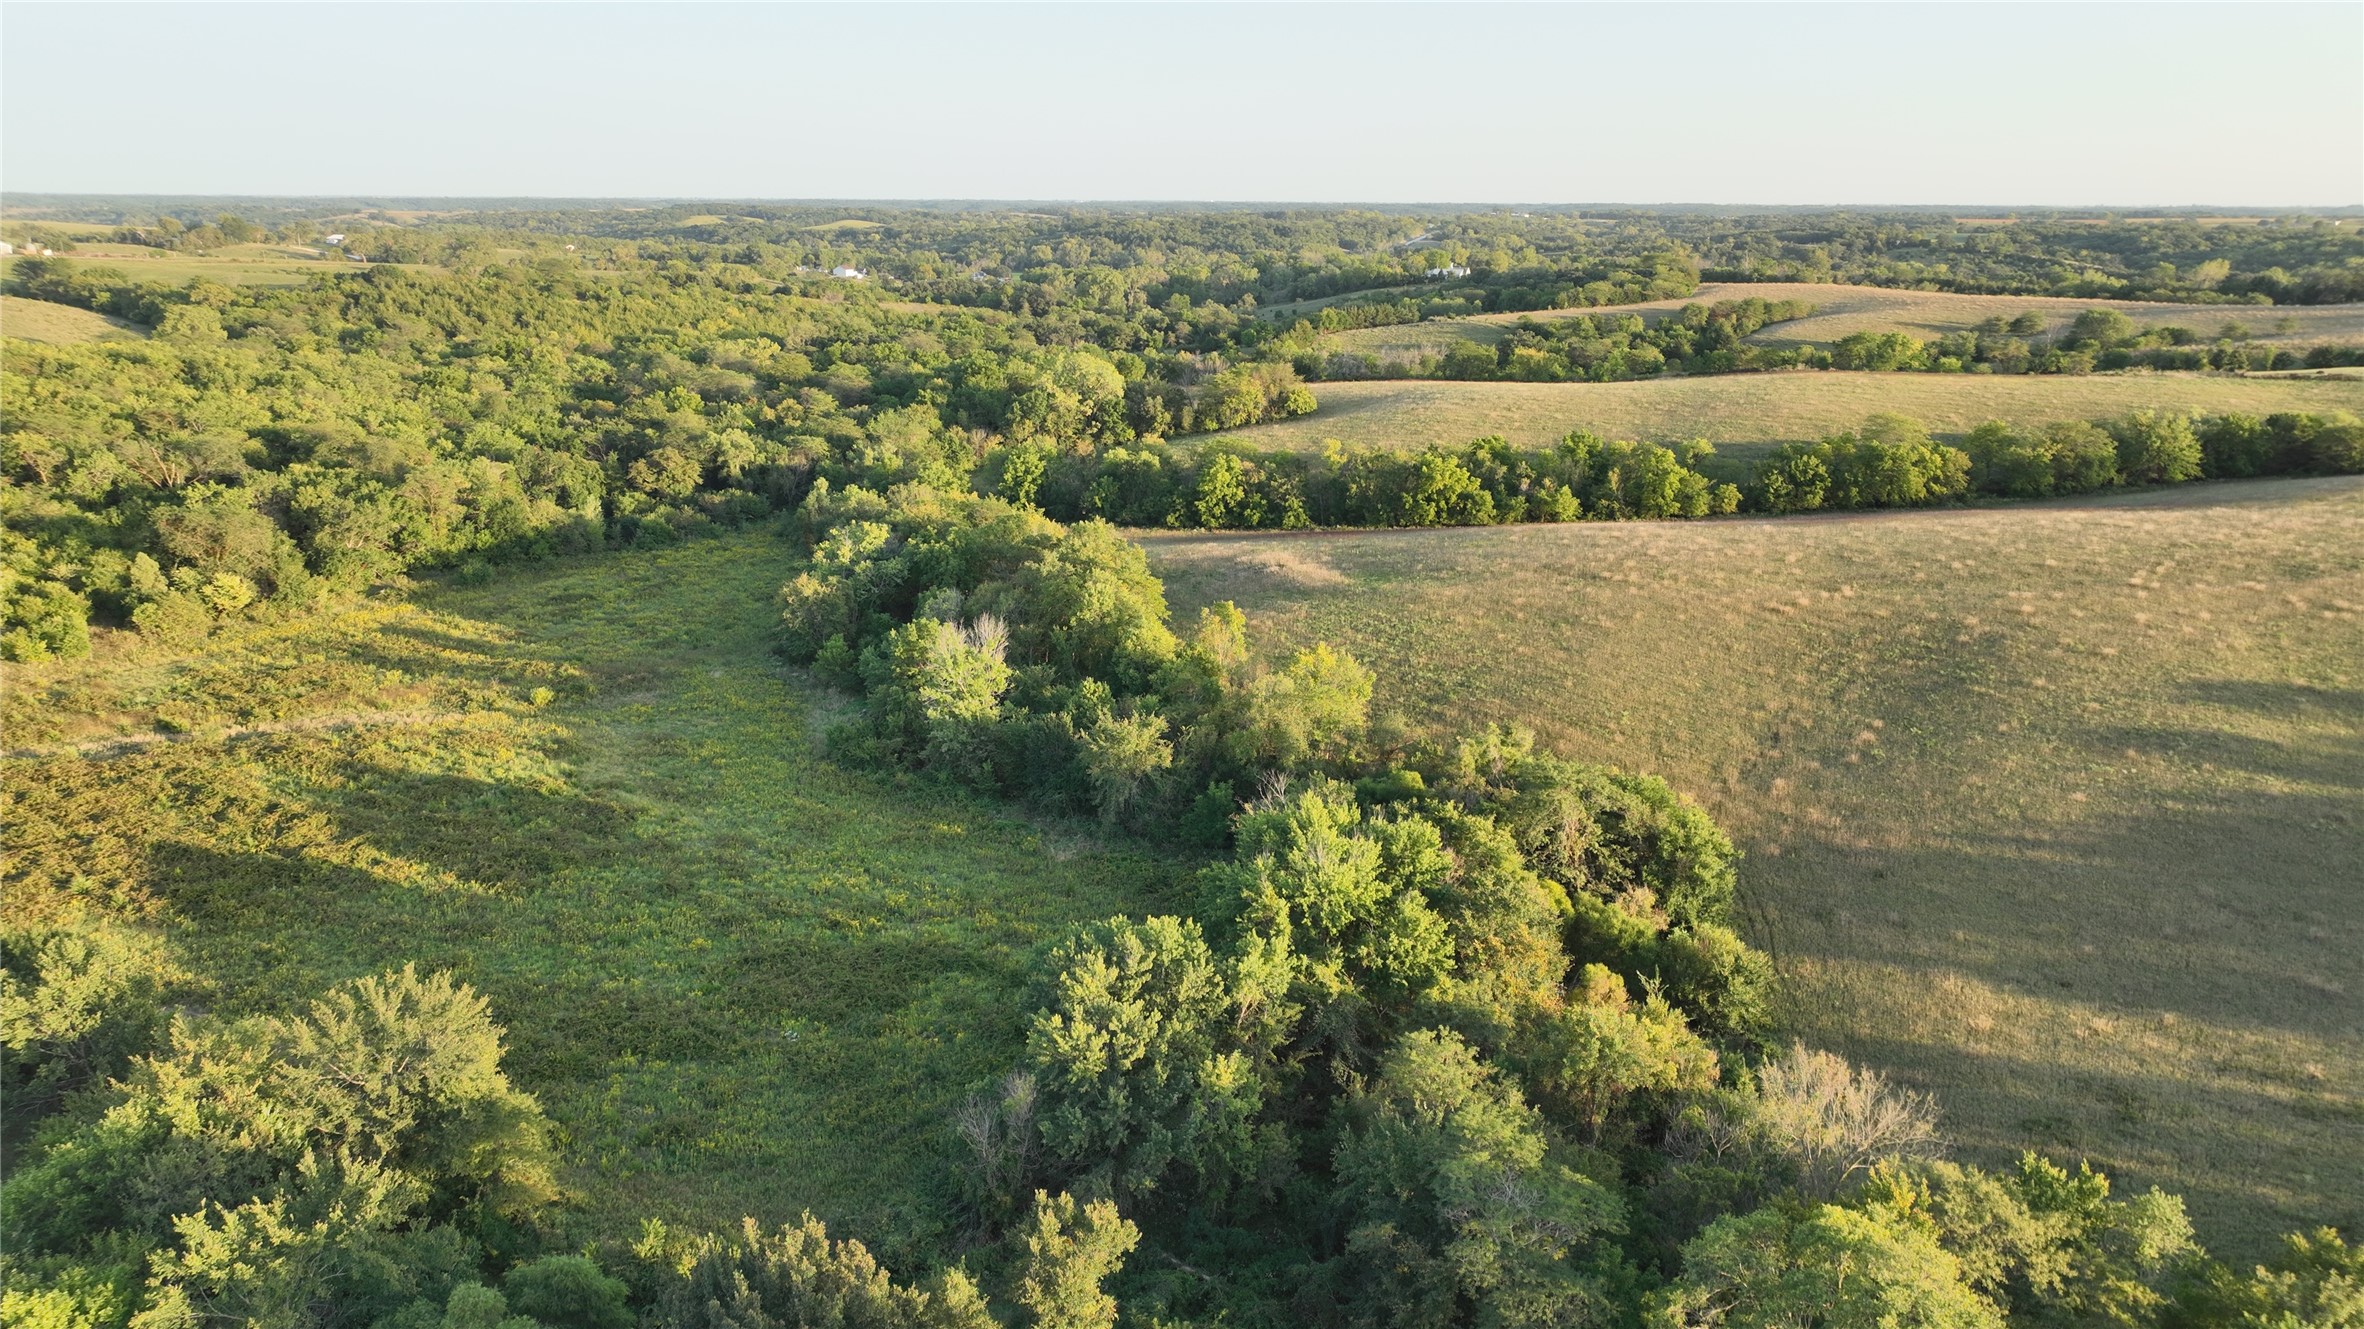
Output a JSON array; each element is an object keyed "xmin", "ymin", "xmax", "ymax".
[
  {"xmin": 829, "ymin": 265, "xmax": 867, "ymax": 280},
  {"xmin": 1426, "ymin": 263, "xmax": 1471, "ymax": 278},
  {"xmin": 323, "ymin": 233, "xmax": 346, "ymax": 245}
]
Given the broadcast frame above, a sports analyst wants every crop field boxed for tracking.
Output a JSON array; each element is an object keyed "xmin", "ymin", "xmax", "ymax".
[
  {"xmin": 1140, "ymin": 476, "xmax": 2364, "ymax": 1260},
  {"xmin": 1197, "ymin": 371, "xmax": 2364, "ymax": 466},
  {"xmin": 1319, "ymin": 282, "xmax": 2364, "ymax": 361},
  {"xmin": 0, "ymin": 293, "xmax": 147, "ymax": 343},
  {"xmin": 1, "ymin": 533, "xmax": 1183, "ymax": 1262}
]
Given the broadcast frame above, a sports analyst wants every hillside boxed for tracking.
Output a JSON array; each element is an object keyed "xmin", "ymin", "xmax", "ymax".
[
  {"xmin": 0, "ymin": 293, "xmax": 147, "ymax": 343},
  {"xmin": 1141, "ymin": 476, "xmax": 2364, "ymax": 1258},
  {"xmin": 1195, "ymin": 370, "xmax": 2364, "ymax": 463}
]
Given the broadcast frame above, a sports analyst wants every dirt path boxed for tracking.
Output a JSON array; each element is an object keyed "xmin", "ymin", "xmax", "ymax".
[{"xmin": 3, "ymin": 709, "xmax": 464, "ymax": 762}]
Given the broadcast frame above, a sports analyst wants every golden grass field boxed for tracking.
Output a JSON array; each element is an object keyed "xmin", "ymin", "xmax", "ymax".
[
  {"xmin": 1140, "ymin": 476, "xmax": 2364, "ymax": 1261},
  {"xmin": 0, "ymin": 294, "xmax": 147, "ymax": 344},
  {"xmin": 1320, "ymin": 283, "xmax": 2364, "ymax": 361},
  {"xmin": 1198, "ymin": 371, "xmax": 2364, "ymax": 464}
]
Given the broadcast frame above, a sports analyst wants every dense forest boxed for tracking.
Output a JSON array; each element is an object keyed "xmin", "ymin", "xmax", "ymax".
[{"xmin": 5, "ymin": 204, "xmax": 2363, "ymax": 1329}]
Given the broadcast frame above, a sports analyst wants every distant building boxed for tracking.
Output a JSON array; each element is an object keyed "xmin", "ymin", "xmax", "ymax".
[
  {"xmin": 323, "ymin": 233, "xmax": 346, "ymax": 245},
  {"xmin": 0, "ymin": 241, "xmax": 14, "ymax": 256},
  {"xmin": 1426, "ymin": 264, "xmax": 1471, "ymax": 279},
  {"xmin": 829, "ymin": 265, "xmax": 867, "ymax": 280}
]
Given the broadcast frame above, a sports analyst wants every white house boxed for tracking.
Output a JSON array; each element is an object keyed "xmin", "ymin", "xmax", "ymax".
[
  {"xmin": 323, "ymin": 233, "xmax": 346, "ymax": 245},
  {"xmin": 1426, "ymin": 264, "xmax": 1471, "ymax": 279},
  {"xmin": 829, "ymin": 265, "xmax": 867, "ymax": 280},
  {"xmin": 0, "ymin": 241, "xmax": 14, "ymax": 256}
]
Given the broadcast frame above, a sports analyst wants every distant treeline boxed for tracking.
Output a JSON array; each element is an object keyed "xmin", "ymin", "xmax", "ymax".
[
  {"xmin": 1293, "ymin": 303, "xmax": 2364, "ymax": 386},
  {"xmin": 1301, "ymin": 297, "xmax": 1821, "ymax": 383}
]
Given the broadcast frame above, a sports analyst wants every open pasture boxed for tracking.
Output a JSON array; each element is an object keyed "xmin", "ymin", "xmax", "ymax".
[
  {"xmin": 2, "ymin": 242, "xmax": 368, "ymax": 287},
  {"xmin": 1142, "ymin": 477, "xmax": 2364, "ymax": 1260},
  {"xmin": 1, "ymin": 534, "xmax": 1180, "ymax": 1260},
  {"xmin": 0, "ymin": 293, "xmax": 147, "ymax": 343},
  {"xmin": 1197, "ymin": 371, "xmax": 2364, "ymax": 464},
  {"xmin": 1319, "ymin": 282, "xmax": 2364, "ymax": 361}
]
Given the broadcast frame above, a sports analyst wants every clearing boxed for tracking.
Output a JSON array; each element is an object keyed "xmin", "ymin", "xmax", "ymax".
[
  {"xmin": 0, "ymin": 294, "xmax": 147, "ymax": 343},
  {"xmin": 1, "ymin": 533, "xmax": 1182, "ymax": 1264},
  {"xmin": 1141, "ymin": 477, "xmax": 2364, "ymax": 1261}
]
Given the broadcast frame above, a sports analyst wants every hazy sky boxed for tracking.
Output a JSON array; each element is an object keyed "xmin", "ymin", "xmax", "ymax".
[{"xmin": 5, "ymin": 2, "xmax": 2359, "ymax": 206}]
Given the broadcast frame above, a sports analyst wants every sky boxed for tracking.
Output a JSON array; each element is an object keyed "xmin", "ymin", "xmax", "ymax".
[{"xmin": 4, "ymin": 2, "xmax": 2360, "ymax": 207}]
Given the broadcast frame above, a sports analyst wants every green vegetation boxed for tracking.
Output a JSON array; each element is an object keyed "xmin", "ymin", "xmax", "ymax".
[{"xmin": 6, "ymin": 201, "xmax": 2361, "ymax": 1329}]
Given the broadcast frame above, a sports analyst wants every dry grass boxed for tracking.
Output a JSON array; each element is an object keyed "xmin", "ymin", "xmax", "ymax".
[
  {"xmin": 1199, "ymin": 372, "xmax": 2364, "ymax": 465},
  {"xmin": 1323, "ymin": 282, "xmax": 2364, "ymax": 361},
  {"xmin": 0, "ymin": 294, "xmax": 146, "ymax": 344},
  {"xmin": 1141, "ymin": 477, "xmax": 2364, "ymax": 1260}
]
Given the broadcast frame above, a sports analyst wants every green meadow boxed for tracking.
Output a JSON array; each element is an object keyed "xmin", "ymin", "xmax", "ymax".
[{"xmin": 3, "ymin": 532, "xmax": 1182, "ymax": 1263}]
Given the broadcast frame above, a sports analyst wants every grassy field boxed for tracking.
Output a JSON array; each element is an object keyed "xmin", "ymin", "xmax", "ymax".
[
  {"xmin": 1, "ymin": 242, "xmax": 372, "ymax": 288},
  {"xmin": 0, "ymin": 294, "xmax": 147, "ymax": 343},
  {"xmin": 1319, "ymin": 283, "xmax": 2364, "ymax": 363},
  {"xmin": 1199, "ymin": 372, "xmax": 2364, "ymax": 466},
  {"xmin": 1, "ymin": 534, "xmax": 1183, "ymax": 1262},
  {"xmin": 1141, "ymin": 477, "xmax": 2364, "ymax": 1261}
]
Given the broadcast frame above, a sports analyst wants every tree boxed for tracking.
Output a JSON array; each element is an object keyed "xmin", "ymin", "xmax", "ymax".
[
  {"xmin": 1650, "ymin": 1204, "xmax": 2002, "ymax": 1329},
  {"xmin": 1, "ymin": 919, "xmax": 173, "ymax": 1127},
  {"xmin": 1022, "ymin": 917, "xmax": 1271, "ymax": 1200},
  {"xmin": 503, "ymin": 1256, "xmax": 631, "ymax": 1329},
  {"xmin": 1336, "ymin": 1029, "xmax": 1627, "ymax": 1329},
  {"xmin": 2109, "ymin": 411, "xmax": 2203, "ymax": 485},
  {"xmin": 1076, "ymin": 710, "xmax": 1173, "ymax": 825},
  {"xmin": 1012, "ymin": 1191, "xmax": 1138, "ymax": 1329},
  {"xmin": 659, "ymin": 1215, "xmax": 992, "ymax": 1329}
]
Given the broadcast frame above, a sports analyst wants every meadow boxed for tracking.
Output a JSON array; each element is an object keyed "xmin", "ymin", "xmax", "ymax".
[
  {"xmin": 1141, "ymin": 476, "xmax": 2364, "ymax": 1261},
  {"xmin": 1196, "ymin": 370, "xmax": 2364, "ymax": 466},
  {"xmin": 1318, "ymin": 282, "xmax": 2364, "ymax": 360},
  {"xmin": 1, "ymin": 531, "xmax": 1184, "ymax": 1265},
  {"xmin": 1, "ymin": 241, "xmax": 370, "ymax": 287},
  {"xmin": 0, "ymin": 293, "xmax": 147, "ymax": 343}
]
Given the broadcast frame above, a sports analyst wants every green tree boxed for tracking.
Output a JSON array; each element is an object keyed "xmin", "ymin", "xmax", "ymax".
[
  {"xmin": 2109, "ymin": 411, "xmax": 2203, "ymax": 485},
  {"xmin": 1012, "ymin": 1191, "xmax": 1139, "ymax": 1329},
  {"xmin": 1651, "ymin": 1204, "xmax": 2002, "ymax": 1329}
]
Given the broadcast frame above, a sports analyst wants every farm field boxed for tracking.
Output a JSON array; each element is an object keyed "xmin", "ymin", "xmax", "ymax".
[
  {"xmin": 0, "ymin": 533, "xmax": 1182, "ymax": 1262},
  {"xmin": 1140, "ymin": 476, "xmax": 2364, "ymax": 1261},
  {"xmin": 0, "ymin": 293, "xmax": 147, "ymax": 343},
  {"xmin": 1318, "ymin": 282, "xmax": 2364, "ymax": 361},
  {"xmin": 1197, "ymin": 370, "xmax": 2364, "ymax": 464}
]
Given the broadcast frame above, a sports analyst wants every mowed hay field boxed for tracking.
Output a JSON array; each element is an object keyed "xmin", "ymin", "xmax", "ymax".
[
  {"xmin": 1320, "ymin": 282, "xmax": 2364, "ymax": 361},
  {"xmin": 1142, "ymin": 477, "xmax": 2364, "ymax": 1260},
  {"xmin": 1, "ymin": 533, "xmax": 1182, "ymax": 1261},
  {"xmin": 1199, "ymin": 371, "xmax": 2364, "ymax": 465},
  {"xmin": 0, "ymin": 293, "xmax": 147, "ymax": 343}
]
